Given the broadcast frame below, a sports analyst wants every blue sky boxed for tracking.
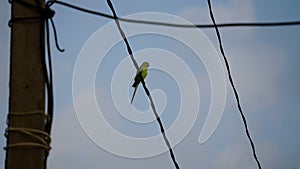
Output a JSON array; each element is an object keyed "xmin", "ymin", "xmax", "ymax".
[{"xmin": 1, "ymin": 0, "xmax": 300, "ymax": 169}]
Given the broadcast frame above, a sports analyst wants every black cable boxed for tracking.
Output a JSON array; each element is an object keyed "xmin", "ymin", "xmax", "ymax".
[
  {"xmin": 106, "ymin": 1, "xmax": 180, "ymax": 169},
  {"xmin": 49, "ymin": 17, "xmax": 65, "ymax": 52},
  {"xmin": 49, "ymin": 0, "xmax": 114, "ymax": 19},
  {"xmin": 8, "ymin": 1, "xmax": 296, "ymax": 169},
  {"xmin": 44, "ymin": 0, "xmax": 65, "ymax": 149},
  {"xmin": 206, "ymin": 0, "xmax": 262, "ymax": 169},
  {"xmin": 43, "ymin": 14, "xmax": 53, "ymax": 169},
  {"xmin": 34, "ymin": 0, "xmax": 55, "ymax": 168},
  {"xmin": 48, "ymin": 0, "xmax": 300, "ymax": 29}
]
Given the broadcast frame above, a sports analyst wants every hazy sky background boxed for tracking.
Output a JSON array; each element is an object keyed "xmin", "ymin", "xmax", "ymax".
[{"xmin": 1, "ymin": 0, "xmax": 300, "ymax": 169}]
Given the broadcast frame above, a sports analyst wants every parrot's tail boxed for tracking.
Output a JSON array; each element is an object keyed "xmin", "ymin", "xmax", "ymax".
[{"xmin": 130, "ymin": 86, "xmax": 138, "ymax": 104}]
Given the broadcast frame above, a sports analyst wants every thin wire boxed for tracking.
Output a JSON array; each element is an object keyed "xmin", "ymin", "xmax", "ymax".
[
  {"xmin": 45, "ymin": 18, "xmax": 54, "ymax": 136},
  {"xmin": 5, "ymin": 112, "xmax": 52, "ymax": 167},
  {"xmin": 5, "ymin": 143, "xmax": 51, "ymax": 150},
  {"xmin": 106, "ymin": 1, "xmax": 180, "ymax": 169},
  {"xmin": 44, "ymin": 1, "xmax": 61, "ymax": 168},
  {"xmin": 8, "ymin": 0, "xmax": 64, "ymax": 52},
  {"xmin": 49, "ymin": 18, "xmax": 65, "ymax": 52},
  {"xmin": 5, "ymin": 127, "xmax": 51, "ymax": 151},
  {"xmin": 48, "ymin": 0, "xmax": 300, "ymax": 29},
  {"xmin": 5, "ymin": 111, "xmax": 49, "ymax": 138},
  {"xmin": 206, "ymin": 0, "xmax": 262, "ymax": 169}
]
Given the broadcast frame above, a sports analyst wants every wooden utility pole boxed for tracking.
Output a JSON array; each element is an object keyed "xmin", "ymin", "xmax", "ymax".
[{"xmin": 6, "ymin": 0, "xmax": 46, "ymax": 169}]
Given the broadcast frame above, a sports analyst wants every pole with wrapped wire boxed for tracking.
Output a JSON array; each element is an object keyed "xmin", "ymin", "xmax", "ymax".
[{"xmin": 6, "ymin": 0, "xmax": 47, "ymax": 169}]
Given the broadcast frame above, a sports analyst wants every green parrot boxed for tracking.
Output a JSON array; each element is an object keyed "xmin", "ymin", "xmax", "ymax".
[{"xmin": 130, "ymin": 61, "xmax": 150, "ymax": 104}]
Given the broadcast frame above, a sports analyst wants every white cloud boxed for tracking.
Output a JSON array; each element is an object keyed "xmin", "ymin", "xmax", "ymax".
[
  {"xmin": 213, "ymin": 143, "xmax": 255, "ymax": 169},
  {"xmin": 226, "ymin": 41, "xmax": 286, "ymax": 110},
  {"xmin": 48, "ymin": 87, "xmax": 103, "ymax": 169},
  {"xmin": 177, "ymin": 0, "xmax": 255, "ymax": 23},
  {"xmin": 212, "ymin": 141, "xmax": 283, "ymax": 169},
  {"xmin": 257, "ymin": 141, "xmax": 282, "ymax": 169}
]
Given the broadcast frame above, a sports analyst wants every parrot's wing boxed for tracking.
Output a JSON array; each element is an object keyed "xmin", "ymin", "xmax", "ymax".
[
  {"xmin": 130, "ymin": 64, "xmax": 149, "ymax": 104},
  {"xmin": 134, "ymin": 71, "xmax": 142, "ymax": 82},
  {"xmin": 132, "ymin": 69, "xmax": 147, "ymax": 87},
  {"xmin": 132, "ymin": 73, "xmax": 142, "ymax": 87}
]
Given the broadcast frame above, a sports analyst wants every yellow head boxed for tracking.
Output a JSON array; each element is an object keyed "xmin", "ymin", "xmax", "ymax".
[{"xmin": 139, "ymin": 61, "xmax": 149, "ymax": 71}]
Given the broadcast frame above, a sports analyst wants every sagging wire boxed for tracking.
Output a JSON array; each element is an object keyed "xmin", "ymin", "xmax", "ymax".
[
  {"xmin": 106, "ymin": 0, "xmax": 180, "ymax": 169},
  {"xmin": 8, "ymin": 1, "xmax": 298, "ymax": 169},
  {"xmin": 206, "ymin": 0, "xmax": 262, "ymax": 169},
  {"xmin": 48, "ymin": 0, "xmax": 300, "ymax": 29},
  {"xmin": 4, "ymin": 111, "xmax": 51, "ymax": 153}
]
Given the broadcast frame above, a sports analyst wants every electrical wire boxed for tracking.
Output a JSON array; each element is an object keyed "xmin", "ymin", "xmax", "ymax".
[
  {"xmin": 107, "ymin": 0, "xmax": 180, "ymax": 169},
  {"xmin": 206, "ymin": 0, "xmax": 262, "ymax": 169},
  {"xmin": 48, "ymin": 0, "xmax": 300, "ymax": 29},
  {"xmin": 8, "ymin": 0, "xmax": 300, "ymax": 168}
]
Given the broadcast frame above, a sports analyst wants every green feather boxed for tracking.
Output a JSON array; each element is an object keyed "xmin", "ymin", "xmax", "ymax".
[{"xmin": 131, "ymin": 62, "xmax": 149, "ymax": 104}]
